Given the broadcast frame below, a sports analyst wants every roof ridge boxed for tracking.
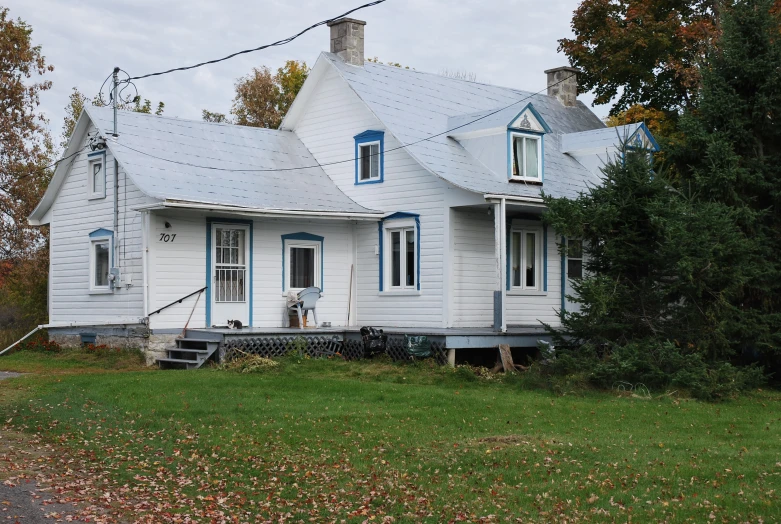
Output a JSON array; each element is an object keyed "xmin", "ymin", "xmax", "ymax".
[{"xmin": 87, "ymin": 105, "xmax": 288, "ymax": 134}]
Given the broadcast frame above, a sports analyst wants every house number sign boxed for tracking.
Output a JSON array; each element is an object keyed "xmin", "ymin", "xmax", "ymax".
[{"xmin": 159, "ymin": 233, "xmax": 177, "ymax": 243}]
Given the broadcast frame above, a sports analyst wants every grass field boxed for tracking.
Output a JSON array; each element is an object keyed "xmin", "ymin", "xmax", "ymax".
[{"xmin": 0, "ymin": 352, "xmax": 778, "ymax": 522}]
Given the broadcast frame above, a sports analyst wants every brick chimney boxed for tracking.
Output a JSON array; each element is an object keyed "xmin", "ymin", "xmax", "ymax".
[
  {"xmin": 544, "ymin": 66, "xmax": 579, "ymax": 107},
  {"xmin": 327, "ymin": 18, "xmax": 366, "ymax": 66}
]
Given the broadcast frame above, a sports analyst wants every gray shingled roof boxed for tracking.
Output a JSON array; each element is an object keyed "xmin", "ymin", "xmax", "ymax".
[
  {"xmin": 326, "ymin": 54, "xmax": 607, "ymax": 199},
  {"xmin": 86, "ymin": 106, "xmax": 377, "ymax": 214}
]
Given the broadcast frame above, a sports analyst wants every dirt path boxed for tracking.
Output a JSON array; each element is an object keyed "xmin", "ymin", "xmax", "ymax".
[{"xmin": 0, "ymin": 372, "xmax": 89, "ymax": 522}]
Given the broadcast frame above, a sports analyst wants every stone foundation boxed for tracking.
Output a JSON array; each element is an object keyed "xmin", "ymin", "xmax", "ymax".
[{"xmin": 47, "ymin": 325, "xmax": 174, "ymax": 366}]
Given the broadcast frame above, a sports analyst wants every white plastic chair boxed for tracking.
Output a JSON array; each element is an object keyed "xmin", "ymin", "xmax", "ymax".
[{"xmin": 290, "ymin": 287, "xmax": 321, "ymax": 328}]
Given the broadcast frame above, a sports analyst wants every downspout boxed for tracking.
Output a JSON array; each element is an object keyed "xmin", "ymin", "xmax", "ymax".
[
  {"xmin": 114, "ymin": 158, "xmax": 120, "ymax": 271},
  {"xmin": 141, "ymin": 210, "xmax": 149, "ymax": 317}
]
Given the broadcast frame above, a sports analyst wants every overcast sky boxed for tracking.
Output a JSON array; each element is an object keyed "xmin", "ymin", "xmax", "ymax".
[{"xmin": 6, "ymin": 0, "xmax": 607, "ymax": 144}]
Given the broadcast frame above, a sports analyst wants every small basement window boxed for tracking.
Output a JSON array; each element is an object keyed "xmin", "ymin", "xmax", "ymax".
[
  {"xmin": 511, "ymin": 134, "xmax": 541, "ymax": 181},
  {"xmin": 87, "ymin": 154, "xmax": 106, "ymax": 199}
]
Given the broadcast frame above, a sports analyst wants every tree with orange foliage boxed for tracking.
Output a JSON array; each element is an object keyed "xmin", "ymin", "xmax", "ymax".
[{"xmin": 560, "ymin": 0, "xmax": 725, "ymax": 115}]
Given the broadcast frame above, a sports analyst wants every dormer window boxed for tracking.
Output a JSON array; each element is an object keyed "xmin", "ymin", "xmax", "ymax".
[
  {"xmin": 510, "ymin": 133, "xmax": 541, "ymax": 181},
  {"xmin": 354, "ymin": 130, "xmax": 385, "ymax": 185}
]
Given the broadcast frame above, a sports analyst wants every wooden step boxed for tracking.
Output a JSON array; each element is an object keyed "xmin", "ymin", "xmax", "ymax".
[{"xmin": 157, "ymin": 358, "xmax": 201, "ymax": 370}]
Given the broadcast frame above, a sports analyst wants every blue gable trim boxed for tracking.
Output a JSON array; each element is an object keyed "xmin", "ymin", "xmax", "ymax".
[
  {"xmin": 281, "ymin": 232, "xmax": 325, "ymax": 292},
  {"xmin": 88, "ymin": 228, "xmax": 113, "ymax": 238},
  {"xmin": 378, "ymin": 212, "xmax": 421, "ymax": 291},
  {"xmin": 206, "ymin": 218, "xmax": 253, "ymax": 327},
  {"xmin": 507, "ymin": 103, "xmax": 552, "ymax": 134},
  {"xmin": 354, "ymin": 130, "xmax": 385, "ymax": 186},
  {"xmin": 628, "ymin": 122, "xmax": 661, "ymax": 152}
]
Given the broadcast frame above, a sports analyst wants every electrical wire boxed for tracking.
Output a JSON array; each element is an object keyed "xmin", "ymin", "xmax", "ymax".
[
  {"xmin": 108, "ymin": 73, "xmax": 576, "ymax": 174},
  {"xmin": 0, "ymin": 145, "xmax": 90, "ymax": 193},
  {"xmin": 124, "ymin": 0, "xmax": 387, "ymax": 82}
]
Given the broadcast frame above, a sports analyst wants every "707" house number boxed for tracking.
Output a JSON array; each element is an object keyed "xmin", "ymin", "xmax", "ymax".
[{"xmin": 159, "ymin": 233, "xmax": 176, "ymax": 243}]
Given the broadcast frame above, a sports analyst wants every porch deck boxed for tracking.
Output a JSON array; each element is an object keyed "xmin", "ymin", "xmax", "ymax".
[{"xmin": 186, "ymin": 325, "xmax": 551, "ymax": 350}]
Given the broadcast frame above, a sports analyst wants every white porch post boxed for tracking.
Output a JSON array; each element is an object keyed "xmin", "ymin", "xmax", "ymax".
[{"xmin": 494, "ymin": 199, "xmax": 507, "ymax": 333}]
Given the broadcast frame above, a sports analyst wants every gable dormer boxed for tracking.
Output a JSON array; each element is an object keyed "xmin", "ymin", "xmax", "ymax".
[
  {"xmin": 448, "ymin": 102, "xmax": 550, "ymax": 184},
  {"xmin": 560, "ymin": 122, "xmax": 660, "ymax": 176}
]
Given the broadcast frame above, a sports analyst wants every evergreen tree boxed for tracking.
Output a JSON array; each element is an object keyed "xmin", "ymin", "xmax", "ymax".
[{"xmin": 667, "ymin": 0, "xmax": 781, "ymax": 361}]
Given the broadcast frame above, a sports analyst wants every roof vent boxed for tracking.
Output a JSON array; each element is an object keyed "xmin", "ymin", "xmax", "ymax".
[
  {"xmin": 327, "ymin": 18, "xmax": 366, "ymax": 66},
  {"xmin": 544, "ymin": 66, "xmax": 579, "ymax": 107}
]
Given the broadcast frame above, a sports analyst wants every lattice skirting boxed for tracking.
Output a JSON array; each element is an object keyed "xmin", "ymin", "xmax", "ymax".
[{"xmin": 220, "ymin": 334, "xmax": 446, "ymax": 365}]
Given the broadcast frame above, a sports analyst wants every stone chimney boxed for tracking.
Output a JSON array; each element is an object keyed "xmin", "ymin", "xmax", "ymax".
[
  {"xmin": 544, "ymin": 66, "xmax": 579, "ymax": 107},
  {"xmin": 327, "ymin": 18, "xmax": 366, "ymax": 66}
]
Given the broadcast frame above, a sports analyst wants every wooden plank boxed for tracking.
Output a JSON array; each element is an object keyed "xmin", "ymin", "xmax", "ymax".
[{"xmin": 499, "ymin": 344, "xmax": 515, "ymax": 373}]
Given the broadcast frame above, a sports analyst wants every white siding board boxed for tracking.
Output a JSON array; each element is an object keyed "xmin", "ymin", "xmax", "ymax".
[
  {"xmin": 294, "ymin": 67, "xmax": 450, "ymax": 328},
  {"xmin": 48, "ymin": 122, "xmax": 157, "ymax": 326}
]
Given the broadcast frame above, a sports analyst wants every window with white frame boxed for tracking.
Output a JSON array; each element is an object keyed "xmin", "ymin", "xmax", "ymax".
[
  {"xmin": 386, "ymin": 226, "xmax": 416, "ymax": 290},
  {"xmin": 510, "ymin": 228, "xmax": 542, "ymax": 290},
  {"xmin": 286, "ymin": 241, "xmax": 320, "ymax": 291},
  {"xmin": 567, "ymin": 238, "xmax": 583, "ymax": 280},
  {"xmin": 87, "ymin": 155, "xmax": 106, "ymax": 199},
  {"xmin": 358, "ymin": 142, "xmax": 380, "ymax": 181},
  {"xmin": 510, "ymin": 134, "xmax": 541, "ymax": 181},
  {"xmin": 89, "ymin": 237, "xmax": 111, "ymax": 291}
]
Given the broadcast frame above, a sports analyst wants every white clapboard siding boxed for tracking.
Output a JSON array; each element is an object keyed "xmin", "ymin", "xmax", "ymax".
[
  {"xmin": 451, "ymin": 208, "xmax": 496, "ymax": 327},
  {"xmin": 147, "ymin": 213, "xmax": 355, "ymax": 330},
  {"xmin": 49, "ymin": 122, "xmax": 157, "ymax": 324},
  {"xmin": 294, "ymin": 66, "xmax": 449, "ymax": 328}
]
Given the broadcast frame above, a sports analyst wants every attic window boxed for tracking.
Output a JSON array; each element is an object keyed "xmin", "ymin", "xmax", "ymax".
[
  {"xmin": 511, "ymin": 134, "xmax": 541, "ymax": 181},
  {"xmin": 87, "ymin": 152, "xmax": 106, "ymax": 199},
  {"xmin": 354, "ymin": 130, "xmax": 384, "ymax": 185}
]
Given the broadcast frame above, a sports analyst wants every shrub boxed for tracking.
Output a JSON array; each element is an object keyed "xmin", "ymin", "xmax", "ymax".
[{"xmin": 18, "ymin": 335, "xmax": 61, "ymax": 353}]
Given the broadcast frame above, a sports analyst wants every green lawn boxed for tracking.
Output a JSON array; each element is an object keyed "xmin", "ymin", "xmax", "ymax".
[{"xmin": 0, "ymin": 354, "xmax": 779, "ymax": 522}]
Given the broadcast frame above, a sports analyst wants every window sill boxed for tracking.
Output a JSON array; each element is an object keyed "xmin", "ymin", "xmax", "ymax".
[
  {"xmin": 379, "ymin": 290, "xmax": 421, "ymax": 297},
  {"xmin": 87, "ymin": 194, "xmax": 106, "ymax": 201},
  {"xmin": 507, "ymin": 290, "xmax": 547, "ymax": 297},
  {"xmin": 355, "ymin": 179, "xmax": 383, "ymax": 185},
  {"xmin": 281, "ymin": 292, "xmax": 324, "ymax": 297},
  {"xmin": 89, "ymin": 289, "xmax": 113, "ymax": 295},
  {"xmin": 509, "ymin": 178, "xmax": 543, "ymax": 185}
]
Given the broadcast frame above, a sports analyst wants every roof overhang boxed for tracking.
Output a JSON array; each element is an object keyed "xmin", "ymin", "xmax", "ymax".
[{"xmin": 134, "ymin": 200, "xmax": 384, "ymax": 221}]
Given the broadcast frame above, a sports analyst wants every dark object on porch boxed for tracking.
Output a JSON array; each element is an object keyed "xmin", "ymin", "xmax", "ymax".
[
  {"xmin": 405, "ymin": 335, "xmax": 432, "ymax": 358},
  {"xmin": 289, "ymin": 287, "xmax": 321, "ymax": 328},
  {"xmin": 361, "ymin": 327, "xmax": 388, "ymax": 358}
]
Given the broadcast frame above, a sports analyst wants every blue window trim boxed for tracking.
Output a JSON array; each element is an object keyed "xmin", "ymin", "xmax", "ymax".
[
  {"xmin": 378, "ymin": 212, "xmax": 420, "ymax": 291},
  {"xmin": 89, "ymin": 228, "xmax": 114, "ymax": 239},
  {"xmin": 354, "ymin": 130, "xmax": 385, "ymax": 185},
  {"xmin": 505, "ymin": 222, "xmax": 547, "ymax": 292},
  {"xmin": 206, "ymin": 218, "xmax": 253, "ymax": 327},
  {"xmin": 560, "ymin": 236, "xmax": 567, "ymax": 313},
  {"xmin": 506, "ymin": 131, "xmax": 545, "ymax": 182},
  {"xmin": 281, "ymin": 232, "xmax": 325, "ymax": 292}
]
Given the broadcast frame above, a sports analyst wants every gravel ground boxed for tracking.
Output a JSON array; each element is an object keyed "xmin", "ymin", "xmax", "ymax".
[
  {"xmin": 0, "ymin": 480, "xmax": 84, "ymax": 522},
  {"xmin": 0, "ymin": 371, "xmax": 85, "ymax": 522}
]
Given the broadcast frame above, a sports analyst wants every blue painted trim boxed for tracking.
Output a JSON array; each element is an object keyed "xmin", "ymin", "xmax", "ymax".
[
  {"xmin": 354, "ymin": 130, "xmax": 385, "ymax": 185},
  {"xmin": 206, "ymin": 218, "xmax": 254, "ymax": 327},
  {"xmin": 560, "ymin": 236, "xmax": 567, "ymax": 313},
  {"xmin": 543, "ymin": 225, "xmax": 548, "ymax": 292},
  {"xmin": 507, "ymin": 130, "xmax": 545, "ymax": 182},
  {"xmin": 507, "ymin": 103, "xmax": 552, "ymax": 133},
  {"xmin": 88, "ymin": 228, "xmax": 113, "ymax": 238},
  {"xmin": 281, "ymin": 232, "xmax": 325, "ymax": 292},
  {"xmin": 633, "ymin": 122, "xmax": 661, "ymax": 152},
  {"xmin": 379, "ymin": 212, "xmax": 421, "ymax": 291},
  {"xmin": 87, "ymin": 150, "xmax": 107, "ymax": 158}
]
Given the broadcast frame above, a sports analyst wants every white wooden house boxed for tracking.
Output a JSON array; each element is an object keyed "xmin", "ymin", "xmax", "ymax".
[{"xmin": 29, "ymin": 18, "xmax": 658, "ymax": 366}]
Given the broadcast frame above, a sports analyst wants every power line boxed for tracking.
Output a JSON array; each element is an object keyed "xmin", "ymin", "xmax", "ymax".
[
  {"xmin": 124, "ymin": 0, "xmax": 388, "ymax": 82},
  {"xmin": 0, "ymin": 146, "xmax": 89, "ymax": 192},
  {"xmin": 109, "ymin": 73, "xmax": 575, "ymax": 174}
]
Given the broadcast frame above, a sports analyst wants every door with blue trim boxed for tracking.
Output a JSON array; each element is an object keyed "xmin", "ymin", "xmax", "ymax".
[{"xmin": 211, "ymin": 224, "xmax": 250, "ymax": 326}]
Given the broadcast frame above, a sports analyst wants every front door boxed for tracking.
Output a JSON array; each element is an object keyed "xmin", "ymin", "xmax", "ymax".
[{"xmin": 211, "ymin": 224, "xmax": 250, "ymax": 326}]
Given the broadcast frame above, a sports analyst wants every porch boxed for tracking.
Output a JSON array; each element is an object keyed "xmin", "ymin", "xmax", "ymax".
[{"xmin": 171, "ymin": 325, "xmax": 552, "ymax": 367}]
